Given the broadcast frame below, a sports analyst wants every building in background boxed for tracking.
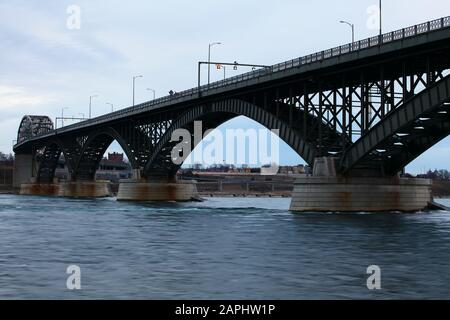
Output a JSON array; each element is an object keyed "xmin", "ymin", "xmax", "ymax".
[
  {"xmin": 0, "ymin": 153, "xmax": 14, "ymax": 188},
  {"xmin": 55, "ymin": 152, "xmax": 132, "ymax": 182}
]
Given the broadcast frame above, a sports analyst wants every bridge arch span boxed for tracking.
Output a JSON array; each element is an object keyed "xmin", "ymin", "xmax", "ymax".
[
  {"xmin": 35, "ymin": 138, "xmax": 71, "ymax": 183},
  {"xmin": 142, "ymin": 99, "xmax": 323, "ymax": 178},
  {"xmin": 71, "ymin": 127, "xmax": 136, "ymax": 181}
]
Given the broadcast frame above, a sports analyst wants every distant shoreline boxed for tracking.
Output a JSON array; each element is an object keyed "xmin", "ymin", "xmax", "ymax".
[
  {"xmin": 198, "ymin": 193, "xmax": 291, "ymax": 198},
  {"xmin": 0, "ymin": 190, "xmax": 16, "ymax": 195}
]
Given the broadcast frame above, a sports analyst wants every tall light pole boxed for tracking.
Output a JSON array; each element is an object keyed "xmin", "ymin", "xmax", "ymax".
[
  {"xmin": 133, "ymin": 75, "xmax": 143, "ymax": 106},
  {"xmin": 61, "ymin": 107, "xmax": 69, "ymax": 127},
  {"xmin": 147, "ymin": 88, "xmax": 156, "ymax": 100},
  {"xmin": 340, "ymin": 20, "xmax": 355, "ymax": 43},
  {"xmin": 89, "ymin": 95, "xmax": 98, "ymax": 119},
  {"xmin": 208, "ymin": 42, "xmax": 222, "ymax": 85},
  {"xmin": 106, "ymin": 102, "xmax": 114, "ymax": 112},
  {"xmin": 379, "ymin": 0, "xmax": 382, "ymax": 35}
]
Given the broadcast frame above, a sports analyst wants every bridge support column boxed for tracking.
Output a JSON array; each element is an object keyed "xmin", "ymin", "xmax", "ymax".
[
  {"xmin": 19, "ymin": 180, "xmax": 112, "ymax": 198},
  {"xmin": 290, "ymin": 158, "xmax": 432, "ymax": 212},
  {"xmin": 13, "ymin": 153, "xmax": 34, "ymax": 188},
  {"xmin": 117, "ymin": 177, "xmax": 199, "ymax": 202}
]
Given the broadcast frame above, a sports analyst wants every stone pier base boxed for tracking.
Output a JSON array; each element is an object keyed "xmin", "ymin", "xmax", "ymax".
[
  {"xmin": 20, "ymin": 181, "xmax": 112, "ymax": 198},
  {"xmin": 289, "ymin": 176, "xmax": 432, "ymax": 212},
  {"xmin": 117, "ymin": 179, "xmax": 199, "ymax": 201}
]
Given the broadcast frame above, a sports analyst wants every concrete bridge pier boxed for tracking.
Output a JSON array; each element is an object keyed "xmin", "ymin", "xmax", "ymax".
[
  {"xmin": 19, "ymin": 179, "xmax": 112, "ymax": 198},
  {"xmin": 289, "ymin": 157, "xmax": 433, "ymax": 213},
  {"xmin": 117, "ymin": 174, "xmax": 199, "ymax": 202},
  {"xmin": 14, "ymin": 153, "xmax": 112, "ymax": 198},
  {"xmin": 13, "ymin": 153, "xmax": 34, "ymax": 189}
]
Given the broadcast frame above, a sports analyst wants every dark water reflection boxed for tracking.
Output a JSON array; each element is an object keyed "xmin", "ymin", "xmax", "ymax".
[{"xmin": 0, "ymin": 195, "xmax": 449, "ymax": 299}]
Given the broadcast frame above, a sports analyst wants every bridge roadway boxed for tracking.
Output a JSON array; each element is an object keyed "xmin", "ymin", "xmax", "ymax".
[{"xmin": 12, "ymin": 16, "xmax": 450, "ymax": 212}]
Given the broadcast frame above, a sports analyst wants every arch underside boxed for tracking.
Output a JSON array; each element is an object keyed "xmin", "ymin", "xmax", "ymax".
[
  {"xmin": 35, "ymin": 137, "xmax": 77, "ymax": 183},
  {"xmin": 34, "ymin": 128, "xmax": 137, "ymax": 182},
  {"xmin": 143, "ymin": 98, "xmax": 346, "ymax": 178},
  {"xmin": 36, "ymin": 143, "xmax": 62, "ymax": 183},
  {"xmin": 71, "ymin": 127, "xmax": 139, "ymax": 181},
  {"xmin": 341, "ymin": 75, "xmax": 450, "ymax": 175}
]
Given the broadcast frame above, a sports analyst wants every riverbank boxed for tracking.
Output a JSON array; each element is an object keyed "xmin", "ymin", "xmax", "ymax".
[
  {"xmin": 430, "ymin": 180, "xmax": 450, "ymax": 198},
  {"xmin": 0, "ymin": 185, "xmax": 16, "ymax": 194},
  {"xmin": 198, "ymin": 192, "xmax": 291, "ymax": 198}
]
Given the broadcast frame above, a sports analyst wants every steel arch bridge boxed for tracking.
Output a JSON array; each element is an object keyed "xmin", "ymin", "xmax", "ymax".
[{"xmin": 13, "ymin": 16, "xmax": 450, "ymax": 185}]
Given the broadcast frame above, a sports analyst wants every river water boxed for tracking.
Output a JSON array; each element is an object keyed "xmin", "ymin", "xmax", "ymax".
[{"xmin": 0, "ymin": 194, "xmax": 449, "ymax": 299}]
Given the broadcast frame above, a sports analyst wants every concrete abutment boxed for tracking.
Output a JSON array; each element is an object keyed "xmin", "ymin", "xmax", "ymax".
[
  {"xmin": 289, "ymin": 157, "xmax": 433, "ymax": 212},
  {"xmin": 117, "ymin": 178, "xmax": 199, "ymax": 202}
]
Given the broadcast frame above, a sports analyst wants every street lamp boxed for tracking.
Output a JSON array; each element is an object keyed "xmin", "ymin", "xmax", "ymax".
[
  {"xmin": 147, "ymin": 88, "xmax": 156, "ymax": 100},
  {"xmin": 208, "ymin": 42, "xmax": 222, "ymax": 85},
  {"xmin": 106, "ymin": 102, "xmax": 114, "ymax": 112},
  {"xmin": 379, "ymin": 0, "xmax": 382, "ymax": 35},
  {"xmin": 133, "ymin": 75, "xmax": 143, "ymax": 106},
  {"xmin": 61, "ymin": 107, "xmax": 69, "ymax": 127},
  {"xmin": 340, "ymin": 20, "xmax": 355, "ymax": 43},
  {"xmin": 78, "ymin": 113, "xmax": 85, "ymax": 119},
  {"xmin": 89, "ymin": 95, "xmax": 98, "ymax": 119}
]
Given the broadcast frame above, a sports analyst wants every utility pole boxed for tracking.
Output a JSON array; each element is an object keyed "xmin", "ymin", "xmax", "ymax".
[
  {"xmin": 147, "ymin": 88, "xmax": 156, "ymax": 100},
  {"xmin": 89, "ymin": 95, "xmax": 98, "ymax": 119},
  {"xmin": 208, "ymin": 42, "xmax": 222, "ymax": 85},
  {"xmin": 133, "ymin": 75, "xmax": 143, "ymax": 106},
  {"xmin": 340, "ymin": 20, "xmax": 355, "ymax": 43},
  {"xmin": 106, "ymin": 103, "xmax": 114, "ymax": 112},
  {"xmin": 61, "ymin": 107, "xmax": 68, "ymax": 127}
]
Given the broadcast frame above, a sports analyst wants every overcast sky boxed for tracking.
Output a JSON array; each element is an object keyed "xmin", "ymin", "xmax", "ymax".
[{"xmin": 1, "ymin": 0, "xmax": 449, "ymax": 173}]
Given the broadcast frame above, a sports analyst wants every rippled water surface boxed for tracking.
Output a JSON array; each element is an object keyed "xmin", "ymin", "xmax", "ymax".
[{"xmin": 1, "ymin": 195, "xmax": 450, "ymax": 299}]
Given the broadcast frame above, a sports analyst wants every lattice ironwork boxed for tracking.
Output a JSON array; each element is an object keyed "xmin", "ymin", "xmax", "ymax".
[{"xmin": 17, "ymin": 116, "xmax": 53, "ymax": 144}]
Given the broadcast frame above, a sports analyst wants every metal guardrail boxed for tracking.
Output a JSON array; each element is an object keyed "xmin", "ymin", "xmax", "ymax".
[{"xmin": 22, "ymin": 16, "xmax": 450, "ymax": 142}]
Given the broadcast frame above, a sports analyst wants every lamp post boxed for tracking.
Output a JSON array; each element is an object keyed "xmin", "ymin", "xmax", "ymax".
[
  {"xmin": 106, "ymin": 103, "xmax": 114, "ymax": 112},
  {"xmin": 208, "ymin": 42, "xmax": 222, "ymax": 85},
  {"xmin": 340, "ymin": 20, "xmax": 355, "ymax": 43},
  {"xmin": 89, "ymin": 95, "xmax": 98, "ymax": 119},
  {"xmin": 78, "ymin": 113, "xmax": 85, "ymax": 119},
  {"xmin": 147, "ymin": 88, "xmax": 156, "ymax": 100},
  {"xmin": 61, "ymin": 107, "xmax": 69, "ymax": 127},
  {"xmin": 379, "ymin": 0, "xmax": 382, "ymax": 35},
  {"xmin": 133, "ymin": 75, "xmax": 143, "ymax": 106},
  {"xmin": 222, "ymin": 65, "xmax": 226, "ymax": 80}
]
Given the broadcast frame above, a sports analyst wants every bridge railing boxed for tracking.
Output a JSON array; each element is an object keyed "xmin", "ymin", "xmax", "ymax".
[{"xmin": 30, "ymin": 16, "xmax": 450, "ymax": 139}]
